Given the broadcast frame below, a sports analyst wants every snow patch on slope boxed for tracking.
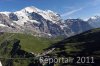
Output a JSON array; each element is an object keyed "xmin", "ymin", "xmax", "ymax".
[{"xmin": 0, "ymin": 61, "xmax": 2, "ymax": 66}]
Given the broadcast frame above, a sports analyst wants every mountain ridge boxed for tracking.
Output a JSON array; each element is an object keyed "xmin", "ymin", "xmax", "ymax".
[{"xmin": 0, "ymin": 6, "xmax": 93, "ymax": 38}]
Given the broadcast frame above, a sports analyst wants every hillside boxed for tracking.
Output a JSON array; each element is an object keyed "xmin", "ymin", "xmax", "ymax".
[
  {"xmin": 46, "ymin": 28, "xmax": 100, "ymax": 66},
  {"xmin": 0, "ymin": 33, "xmax": 61, "ymax": 66},
  {"xmin": 0, "ymin": 28, "xmax": 100, "ymax": 66},
  {"xmin": 0, "ymin": 33, "xmax": 61, "ymax": 53}
]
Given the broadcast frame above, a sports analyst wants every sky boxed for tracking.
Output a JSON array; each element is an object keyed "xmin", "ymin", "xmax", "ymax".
[{"xmin": 0, "ymin": 0, "xmax": 100, "ymax": 20}]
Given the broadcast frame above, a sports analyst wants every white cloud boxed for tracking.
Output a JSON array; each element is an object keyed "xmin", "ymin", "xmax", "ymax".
[{"xmin": 61, "ymin": 8, "xmax": 83, "ymax": 17}]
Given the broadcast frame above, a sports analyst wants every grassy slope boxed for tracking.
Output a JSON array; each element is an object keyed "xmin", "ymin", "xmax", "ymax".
[
  {"xmin": 48, "ymin": 28, "xmax": 100, "ymax": 52},
  {"xmin": 47, "ymin": 28, "xmax": 100, "ymax": 66},
  {"xmin": 0, "ymin": 28, "xmax": 100, "ymax": 66},
  {"xmin": 0, "ymin": 33, "xmax": 61, "ymax": 53}
]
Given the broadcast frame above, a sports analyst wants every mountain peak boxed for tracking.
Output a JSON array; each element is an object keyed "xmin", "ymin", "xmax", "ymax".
[
  {"xmin": 90, "ymin": 15, "xmax": 100, "ymax": 20},
  {"xmin": 21, "ymin": 6, "xmax": 42, "ymax": 13}
]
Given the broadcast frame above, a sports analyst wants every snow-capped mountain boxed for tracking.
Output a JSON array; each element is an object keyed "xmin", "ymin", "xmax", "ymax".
[
  {"xmin": 0, "ymin": 6, "xmax": 73, "ymax": 37},
  {"xmin": 88, "ymin": 16, "xmax": 100, "ymax": 28},
  {"xmin": 0, "ymin": 6, "xmax": 92, "ymax": 37},
  {"xmin": 0, "ymin": 6, "xmax": 61, "ymax": 25}
]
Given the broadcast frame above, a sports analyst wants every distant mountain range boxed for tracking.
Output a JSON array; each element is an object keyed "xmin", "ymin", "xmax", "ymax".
[
  {"xmin": 88, "ymin": 16, "xmax": 100, "ymax": 28},
  {"xmin": 0, "ymin": 6, "xmax": 100, "ymax": 37}
]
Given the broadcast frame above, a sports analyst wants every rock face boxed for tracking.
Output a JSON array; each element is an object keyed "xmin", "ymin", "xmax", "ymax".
[
  {"xmin": 0, "ymin": 6, "xmax": 92, "ymax": 37},
  {"xmin": 65, "ymin": 19, "xmax": 92, "ymax": 34},
  {"xmin": 88, "ymin": 16, "xmax": 100, "ymax": 28}
]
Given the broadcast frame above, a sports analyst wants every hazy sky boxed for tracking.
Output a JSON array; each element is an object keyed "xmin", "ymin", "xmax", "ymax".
[{"xmin": 0, "ymin": 0, "xmax": 100, "ymax": 19}]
